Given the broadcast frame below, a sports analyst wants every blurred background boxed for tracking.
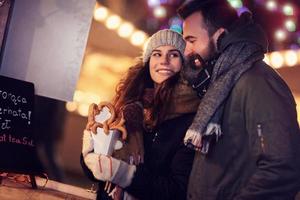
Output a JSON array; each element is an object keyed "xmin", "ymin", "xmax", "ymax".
[{"xmin": 33, "ymin": 0, "xmax": 300, "ymax": 190}]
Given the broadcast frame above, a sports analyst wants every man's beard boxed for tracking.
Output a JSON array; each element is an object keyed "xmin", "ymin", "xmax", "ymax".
[
  {"xmin": 181, "ymin": 40, "xmax": 219, "ymax": 97},
  {"xmin": 182, "ymin": 40, "xmax": 217, "ymax": 84}
]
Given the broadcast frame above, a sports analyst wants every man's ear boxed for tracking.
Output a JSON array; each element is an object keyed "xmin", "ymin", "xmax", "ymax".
[{"xmin": 212, "ymin": 28, "xmax": 226, "ymax": 51}]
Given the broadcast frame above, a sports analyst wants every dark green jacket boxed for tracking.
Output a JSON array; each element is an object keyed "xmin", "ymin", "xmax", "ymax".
[{"xmin": 187, "ymin": 61, "xmax": 300, "ymax": 200}]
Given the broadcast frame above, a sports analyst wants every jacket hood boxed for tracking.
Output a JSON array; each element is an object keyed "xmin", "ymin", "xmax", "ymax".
[{"xmin": 219, "ymin": 12, "xmax": 268, "ymax": 53}]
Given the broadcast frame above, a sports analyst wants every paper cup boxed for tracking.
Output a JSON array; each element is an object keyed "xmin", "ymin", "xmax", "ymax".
[{"xmin": 91, "ymin": 128, "xmax": 120, "ymax": 156}]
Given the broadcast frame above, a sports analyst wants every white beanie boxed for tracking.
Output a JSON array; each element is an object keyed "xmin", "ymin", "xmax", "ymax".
[{"xmin": 142, "ymin": 29, "xmax": 186, "ymax": 63}]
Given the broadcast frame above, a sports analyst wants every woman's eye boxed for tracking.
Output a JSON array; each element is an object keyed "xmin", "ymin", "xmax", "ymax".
[
  {"xmin": 152, "ymin": 53, "xmax": 161, "ymax": 57},
  {"xmin": 169, "ymin": 53, "xmax": 180, "ymax": 58}
]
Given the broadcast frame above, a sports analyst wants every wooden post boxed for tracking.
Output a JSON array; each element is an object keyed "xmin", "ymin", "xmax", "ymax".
[{"xmin": 29, "ymin": 175, "xmax": 37, "ymax": 189}]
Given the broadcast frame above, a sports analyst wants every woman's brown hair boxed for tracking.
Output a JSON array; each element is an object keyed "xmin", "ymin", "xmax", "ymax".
[{"xmin": 113, "ymin": 59, "xmax": 181, "ymax": 130}]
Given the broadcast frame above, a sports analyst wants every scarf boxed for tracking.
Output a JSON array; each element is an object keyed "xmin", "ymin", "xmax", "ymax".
[
  {"xmin": 111, "ymin": 77, "xmax": 200, "ymax": 200},
  {"xmin": 184, "ymin": 12, "xmax": 268, "ymax": 154}
]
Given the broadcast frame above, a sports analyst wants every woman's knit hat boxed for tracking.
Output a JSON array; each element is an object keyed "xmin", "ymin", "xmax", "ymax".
[{"xmin": 142, "ymin": 29, "xmax": 186, "ymax": 63}]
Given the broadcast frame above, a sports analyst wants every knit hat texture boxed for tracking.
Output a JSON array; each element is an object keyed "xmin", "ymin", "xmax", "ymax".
[{"xmin": 143, "ymin": 29, "xmax": 186, "ymax": 63}]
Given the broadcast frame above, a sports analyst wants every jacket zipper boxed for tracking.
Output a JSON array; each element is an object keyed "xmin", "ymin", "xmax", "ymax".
[
  {"xmin": 152, "ymin": 132, "xmax": 158, "ymax": 142},
  {"xmin": 257, "ymin": 124, "xmax": 265, "ymax": 153}
]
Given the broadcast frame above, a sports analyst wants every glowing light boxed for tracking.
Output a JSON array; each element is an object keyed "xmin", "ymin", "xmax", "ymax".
[
  {"xmin": 282, "ymin": 4, "xmax": 294, "ymax": 16},
  {"xmin": 296, "ymin": 97, "xmax": 300, "ymax": 124},
  {"xmin": 270, "ymin": 52, "xmax": 284, "ymax": 69},
  {"xmin": 285, "ymin": 19, "xmax": 296, "ymax": 32},
  {"xmin": 65, "ymin": 102, "xmax": 77, "ymax": 112},
  {"xmin": 266, "ymin": 0, "xmax": 277, "ymax": 11},
  {"xmin": 148, "ymin": 0, "xmax": 160, "ymax": 7},
  {"xmin": 153, "ymin": 6, "xmax": 167, "ymax": 18},
  {"xmin": 73, "ymin": 90, "xmax": 85, "ymax": 102},
  {"xmin": 284, "ymin": 50, "xmax": 298, "ymax": 67},
  {"xmin": 105, "ymin": 15, "xmax": 122, "ymax": 30},
  {"xmin": 118, "ymin": 22, "xmax": 134, "ymax": 38},
  {"xmin": 263, "ymin": 54, "xmax": 270, "ymax": 65},
  {"xmin": 227, "ymin": 0, "xmax": 243, "ymax": 9},
  {"xmin": 130, "ymin": 31, "xmax": 148, "ymax": 46},
  {"xmin": 77, "ymin": 104, "xmax": 89, "ymax": 117},
  {"xmin": 275, "ymin": 29, "xmax": 287, "ymax": 41},
  {"xmin": 94, "ymin": 7, "xmax": 109, "ymax": 21}
]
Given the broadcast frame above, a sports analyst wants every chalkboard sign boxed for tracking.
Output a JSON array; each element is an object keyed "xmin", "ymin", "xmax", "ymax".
[{"xmin": 0, "ymin": 75, "xmax": 44, "ymax": 176}]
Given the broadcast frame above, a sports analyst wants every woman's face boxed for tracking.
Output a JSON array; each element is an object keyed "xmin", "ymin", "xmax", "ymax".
[{"xmin": 149, "ymin": 45, "xmax": 182, "ymax": 84}]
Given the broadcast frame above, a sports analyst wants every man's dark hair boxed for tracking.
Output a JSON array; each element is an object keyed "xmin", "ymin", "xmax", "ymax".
[{"xmin": 178, "ymin": 0, "xmax": 239, "ymax": 35}]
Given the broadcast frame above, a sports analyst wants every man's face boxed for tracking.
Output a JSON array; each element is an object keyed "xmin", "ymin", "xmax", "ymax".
[{"xmin": 183, "ymin": 12, "xmax": 217, "ymax": 62}]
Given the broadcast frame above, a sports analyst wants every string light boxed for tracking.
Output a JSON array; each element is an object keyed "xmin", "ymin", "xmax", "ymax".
[
  {"xmin": 270, "ymin": 52, "xmax": 284, "ymax": 68},
  {"xmin": 65, "ymin": 102, "xmax": 77, "ymax": 112},
  {"xmin": 266, "ymin": 0, "xmax": 277, "ymax": 11},
  {"xmin": 285, "ymin": 19, "xmax": 296, "ymax": 32},
  {"xmin": 153, "ymin": 6, "xmax": 167, "ymax": 18},
  {"xmin": 227, "ymin": 0, "xmax": 243, "ymax": 9},
  {"xmin": 282, "ymin": 4, "xmax": 294, "ymax": 16},
  {"xmin": 118, "ymin": 22, "xmax": 134, "ymax": 38},
  {"xmin": 148, "ymin": 0, "xmax": 160, "ymax": 7},
  {"xmin": 275, "ymin": 29, "xmax": 287, "ymax": 41},
  {"xmin": 105, "ymin": 15, "xmax": 122, "ymax": 30},
  {"xmin": 93, "ymin": 3, "xmax": 149, "ymax": 48},
  {"xmin": 130, "ymin": 31, "xmax": 148, "ymax": 46},
  {"xmin": 94, "ymin": 6, "xmax": 109, "ymax": 22},
  {"xmin": 284, "ymin": 50, "xmax": 298, "ymax": 67}
]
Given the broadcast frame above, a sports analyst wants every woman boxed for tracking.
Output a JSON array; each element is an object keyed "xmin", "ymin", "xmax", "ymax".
[{"xmin": 81, "ymin": 29, "xmax": 200, "ymax": 200}]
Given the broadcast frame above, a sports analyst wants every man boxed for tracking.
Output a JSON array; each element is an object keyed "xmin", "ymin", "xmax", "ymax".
[{"xmin": 178, "ymin": 0, "xmax": 300, "ymax": 199}]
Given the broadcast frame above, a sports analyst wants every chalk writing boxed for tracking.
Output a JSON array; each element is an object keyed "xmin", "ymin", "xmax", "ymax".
[
  {"xmin": 0, "ymin": 90, "xmax": 28, "ymax": 105},
  {"xmin": 0, "ymin": 107, "xmax": 31, "ymax": 125},
  {"xmin": 0, "ymin": 133, "xmax": 35, "ymax": 147}
]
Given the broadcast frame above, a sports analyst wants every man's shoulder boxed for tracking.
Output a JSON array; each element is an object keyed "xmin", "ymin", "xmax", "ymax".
[
  {"xmin": 233, "ymin": 60, "xmax": 294, "ymax": 102},
  {"xmin": 236, "ymin": 60, "xmax": 286, "ymax": 89},
  {"xmin": 239, "ymin": 61, "xmax": 277, "ymax": 82}
]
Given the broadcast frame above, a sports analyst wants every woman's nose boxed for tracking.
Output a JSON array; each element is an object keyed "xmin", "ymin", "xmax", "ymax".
[{"xmin": 160, "ymin": 54, "xmax": 170, "ymax": 65}]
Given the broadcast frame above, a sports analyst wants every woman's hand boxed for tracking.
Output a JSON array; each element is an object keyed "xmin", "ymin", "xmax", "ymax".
[
  {"xmin": 82, "ymin": 130, "xmax": 136, "ymax": 188},
  {"xmin": 82, "ymin": 130, "xmax": 94, "ymax": 157}
]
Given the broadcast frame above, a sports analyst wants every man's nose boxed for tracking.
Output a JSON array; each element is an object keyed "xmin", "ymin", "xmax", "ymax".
[{"xmin": 184, "ymin": 46, "xmax": 192, "ymax": 57}]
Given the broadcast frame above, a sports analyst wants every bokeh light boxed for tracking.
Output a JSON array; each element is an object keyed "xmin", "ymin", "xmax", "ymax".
[
  {"xmin": 153, "ymin": 6, "xmax": 167, "ymax": 18},
  {"xmin": 105, "ymin": 15, "xmax": 122, "ymax": 30},
  {"xmin": 285, "ymin": 19, "xmax": 296, "ymax": 32},
  {"xmin": 227, "ymin": 0, "xmax": 243, "ymax": 9},
  {"xmin": 94, "ymin": 6, "xmax": 109, "ymax": 21},
  {"xmin": 282, "ymin": 4, "xmax": 294, "ymax": 16},
  {"xmin": 284, "ymin": 50, "xmax": 298, "ymax": 67},
  {"xmin": 275, "ymin": 29, "xmax": 287, "ymax": 41},
  {"xmin": 118, "ymin": 22, "xmax": 134, "ymax": 38},
  {"xmin": 266, "ymin": 0, "xmax": 277, "ymax": 11},
  {"xmin": 130, "ymin": 31, "xmax": 148, "ymax": 46},
  {"xmin": 270, "ymin": 52, "xmax": 284, "ymax": 68}
]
